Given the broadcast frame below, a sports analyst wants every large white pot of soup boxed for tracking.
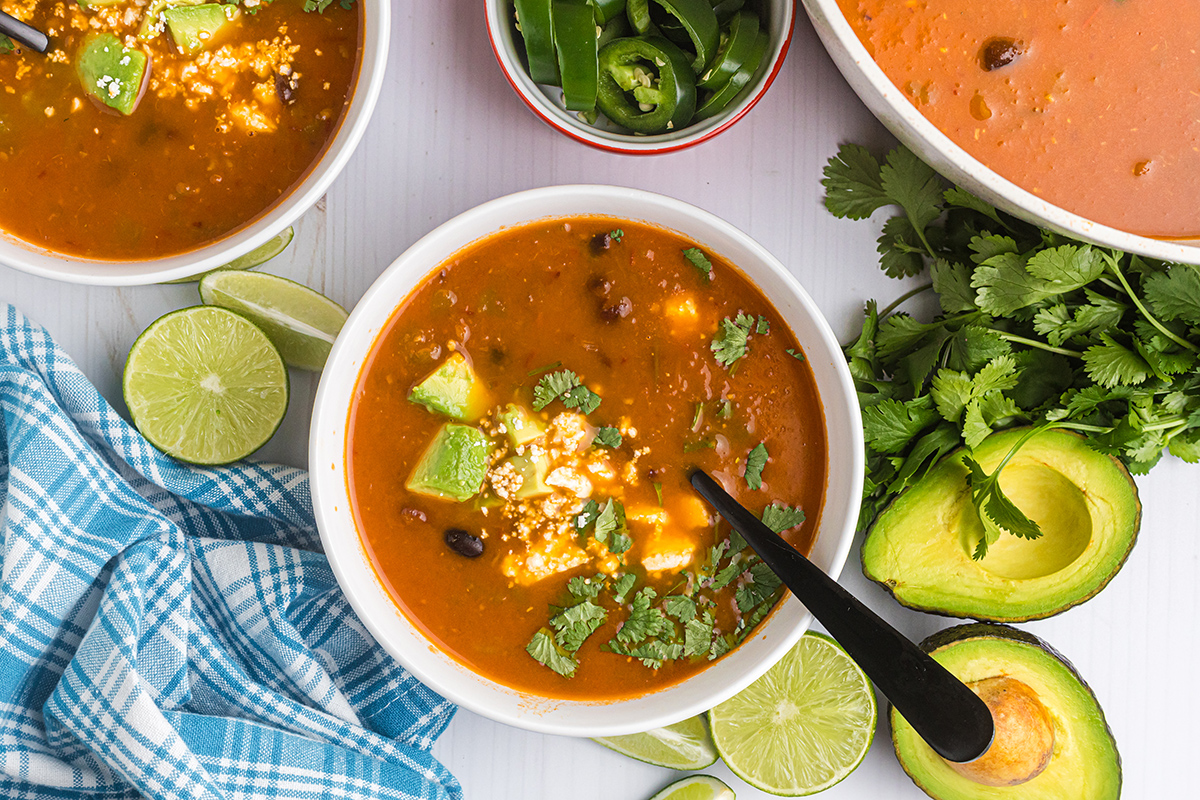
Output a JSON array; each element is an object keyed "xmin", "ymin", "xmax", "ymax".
[
  {"xmin": 0, "ymin": 0, "xmax": 388, "ymax": 285},
  {"xmin": 801, "ymin": 0, "xmax": 1200, "ymax": 265},
  {"xmin": 310, "ymin": 185, "xmax": 864, "ymax": 736}
]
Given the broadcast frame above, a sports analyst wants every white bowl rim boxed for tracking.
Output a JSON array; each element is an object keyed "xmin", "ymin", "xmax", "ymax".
[
  {"xmin": 800, "ymin": 0, "xmax": 1200, "ymax": 264},
  {"xmin": 484, "ymin": 0, "xmax": 797, "ymax": 155},
  {"xmin": 0, "ymin": 0, "xmax": 391, "ymax": 286},
  {"xmin": 310, "ymin": 184, "xmax": 865, "ymax": 737}
]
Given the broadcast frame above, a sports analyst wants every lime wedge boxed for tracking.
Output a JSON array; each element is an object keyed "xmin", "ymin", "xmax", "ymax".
[
  {"xmin": 162, "ymin": 226, "xmax": 294, "ymax": 284},
  {"xmin": 593, "ymin": 715, "xmax": 719, "ymax": 770},
  {"xmin": 649, "ymin": 775, "xmax": 735, "ymax": 800},
  {"xmin": 199, "ymin": 270, "xmax": 348, "ymax": 371},
  {"xmin": 708, "ymin": 633, "xmax": 877, "ymax": 796},
  {"xmin": 123, "ymin": 306, "xmax": 289, "ymax": 465}
]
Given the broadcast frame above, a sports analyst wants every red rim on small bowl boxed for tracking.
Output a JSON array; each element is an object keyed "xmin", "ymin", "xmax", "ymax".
[{"xmin": 485, "ymin": 1, "xmax": 796, "ymax": 155}]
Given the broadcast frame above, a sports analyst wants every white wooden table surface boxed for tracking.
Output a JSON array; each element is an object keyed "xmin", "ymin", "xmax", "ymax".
[{"xmin": 1, "ymin": 3, "xmax": 1191, "ymax": 798}]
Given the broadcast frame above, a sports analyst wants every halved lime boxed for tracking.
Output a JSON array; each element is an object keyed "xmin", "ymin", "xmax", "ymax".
[
  {"xmin": 649, "ymin": 775, "xmax": 735, "ymax": 800},
  {"xmin": 593, "ymin": 715, "xmax": 719, "ymax": 770},
  {"xmin": 708, "ymin": 633, "xmax": 877, "ymax": 796},
  {"xmin": 162, "ymin": 226, "xmax": 294, "ymax": 284},
  {"xmin": 123, "ymin": 306, "xmax": 289, "ymax": 465},
  {"xmin": 199, "ymin": 270, "xmax": 348, "ymax": 371}
]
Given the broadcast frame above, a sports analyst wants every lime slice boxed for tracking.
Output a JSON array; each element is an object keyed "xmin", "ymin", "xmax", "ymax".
[
  {"xmin": 123, "ymin": 306, "xmax": 289, "ymax": 465},
  {"xmin": 199, "ymin": 270, "xmax": 348, "ymax": 371},
  {"xmin": 649, "ymin": 775, "xmax": 735, "ymax": 800},
  {"xmin": 162, "ymin": 226, "xmax": 294, "ymax": 284},
  {"xmin": 708, "ymin": 633, "xmax": 877, "ymax": 796},
  {"xmin": 593, "ymin": 715, "xmax": 719, "ymax": 770}
]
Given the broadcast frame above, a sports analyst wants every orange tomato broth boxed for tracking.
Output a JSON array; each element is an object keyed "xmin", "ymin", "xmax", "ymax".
[
  {"xmin": 0, "ymin": 1, "xmax": 360, "ymax": 260},
  {"xmin": 837, "ymin": 0, "xmax": 1200, "ymax": 238},
  {"xmin": 346, "ymin": 217, "xmax": 828, "ymax": 700}
]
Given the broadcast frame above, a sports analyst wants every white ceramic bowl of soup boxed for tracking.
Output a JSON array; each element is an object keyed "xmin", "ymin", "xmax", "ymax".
[
  {"xmin": 484, "ymin": 0, "xmax": 796, "ymax": 155},
  {"xmin": 310, "ymin": 185, "xmax": 863, "ymax": 737},
  {"xmin": 800, "ymin": 0, "xmax": 1200, "ymax": 265},
  {"xmin": 0, "ymin": 1, "xmax": 390, "ymax": 286}
]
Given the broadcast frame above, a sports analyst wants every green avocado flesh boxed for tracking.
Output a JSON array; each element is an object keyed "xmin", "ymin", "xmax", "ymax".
[
  {"xmin": 76, "ymin": 34, "xmax": 147, "ymax": 115},
  {"xmin": 408, "ymin": 353, "xmax": 490, "ymax": 421},
  {"xmin": 892, "ymin": 624, "xmax": 1120, "ymax": 800},
  {"xmin": 406, "ymin": 423, "xmax": 490, "ymax": 502},
  {"xmin": 164, "ymin": 4, "xmax": 232, "ymax": 56},
  {"xmin": 862, "ymin": 429, "xmax": 1140, "ymax": 621}
]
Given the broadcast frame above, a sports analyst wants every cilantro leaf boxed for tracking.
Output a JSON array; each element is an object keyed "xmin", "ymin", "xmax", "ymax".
[
  {"xmin": 973, "ymin": 245, "xmax": 1105, "ymax": 315},
  {"xmin": 821, "ymin": 143, "xmax": 890, "ymax": 219},
  {"xmin": 574, "ymin": 499, "xmax": 600, "ymax": 532},
  {"xmin": 612, "ymin": 573, "xmax": 637, "ymax": 604},
  {"xmin": 756, "ymin": 316, "xmax": 770, "ymax": 335},
  {"xmin": 527, "ymin": 629, "xmax": 578, "ymax": 677},
  {"xmin": 663, "ymin": 596, "xmax": 697, "ymax": 623},
  {"xmin": 930, "ymin": 258, "xmax": 978, "ymax": 313},
  {"xmin": 567, "ymin": 573, "xmax": 605, "ymax": 601},
  {"xmin": 683, "ymin": 248, "xmax": 714, "ymax": 282},
  {"xmin": 943, "ymin": 186, "xmax": 1004, "ymax": 227},
  {"xmin": 684, "ymin": 612, "xmax": 715, "ymax": 658},
  {"xmin": 592, "ymin": 499, "xmax": 631, "ymax": 554},
  {"xmin": 876, "ymin": 216, "xmax": 927, "ymax": 279},
  {"xmin": 861, "ymin": 397, "xmax": 940, "ymax": 453},
  {"xmin": 736, "ymin": 561, "xmax": 784, "ymax": 614},
  {"xmin": 0, "ymin": 35, "xmax": 13, "ymax": 55},
  {"xmin": 606, "ymin": 638, "xmax": 684, "ymax": 669},
  {"xmin": 593, "ymin": 426, "xmax": 622, "ymax": 448},
  {"xmin": 785, "ymin": 348, "xmax": 805, "ymax": 361},
  {"xmin": 1083, "ymin": 334, "xmax": 1152, "ymax": 388},
  {"xmin": 551, "ymin": 600, "xmax": 607, "ymax": 652},
  {"xmin": 945, "ymin": 325, "xmax": 1011, "ymax": 373},
  {"xmin": 1144, "ymin": 265, "xmax": 1200, "ymax": 326},
  {"xmin": 617, "ymin": 588, "xmax": 666, "ymax": 644},
  {"xmin": 761, "ymin": 503, "xmax": 806, "ymax": 534},
  {"xmin": 963, "ymin": 453, "xmax": 1042, "ymax": 561},
  {"xmin": 533, "ymin": 369, "xmax": 601, "ymax": 413},
  {"xmin": 711, "ymin": 314, "xmax": 755, "ymax": 368},
  {"xmin": 879, "ymin": 146, "xmax": 944, "ymax": 247},
  {"xmin": 744, "ymin": 443, "xmax": 768, "ymax": 489}
]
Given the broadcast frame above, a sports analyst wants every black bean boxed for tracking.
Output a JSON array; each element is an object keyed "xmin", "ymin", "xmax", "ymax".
[
  {"xmin": 276, "ymin": 71, "xmax": 297, "ymax": 104},
  {"xmin": 590, "ymin": 232, "xmax": 612, "ymax": 253},
  {"xmin": 444, "ymin": 528, "xmax": 484, "ymax": 558},
  {"xmin": 979, "ymin": 38, "xmax": 1022, "ymax": 71}
]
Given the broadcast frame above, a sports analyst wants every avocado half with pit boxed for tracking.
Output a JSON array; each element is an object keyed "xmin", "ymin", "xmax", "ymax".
[
  {"xmin": 862, "ymin": 428, "xmax": 1140, "ymax": 621},
  {"xmin": 892, "ymin": 623, "xmax": 1120, "ymax": 800}
]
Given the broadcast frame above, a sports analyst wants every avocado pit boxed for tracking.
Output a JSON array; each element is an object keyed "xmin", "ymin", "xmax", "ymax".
[{"xmin": 947, "ymin": 676, "xmax": 1054, "ymax": 787}]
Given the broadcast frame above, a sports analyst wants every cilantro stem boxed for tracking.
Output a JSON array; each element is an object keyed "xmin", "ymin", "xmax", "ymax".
[
  {"xmin": 879, "ymin": 283, "xmax": 934, "ymax": 318},
  {"xmin": 993, "ymin": 331, "xmax": 1082, "ymax": 358},
  {"xmin": 1105, "ymin": 255, "xmax": 1200, "ymax": 353},
  {"xmin": 1141, "ymin": 416, "xmax": 1188, "ymax": 433}
]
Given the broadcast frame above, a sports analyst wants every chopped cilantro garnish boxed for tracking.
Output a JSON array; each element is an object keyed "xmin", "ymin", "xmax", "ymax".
[
  {"xmin": 607, "ymin": 638, "xmax": 684, "ymax": 670},
  {"xmin": 735, "ymin": 562, "xmax": 784, "ymax": 614},
  {"xmin": 744, "ymin": 443, "xmax": 768, "ymax": 490},
  {"xmin": 708, "ymin": 634, "xmax": 732, "ymax": 661},
  {"xmin": 683, "ymin": 439, "xmax": 715, "ymax": 453},
  {"xmin": 527, "ymin": 360, "xmax": 562, "ymax": 377},
  {"xmin": 574, "ymin": 499, "xmax": 600, "ymax": 533},
  {"xmin": 617, "ymin": 588, "xmax": 666, "ymax": 644},
  {"xmin": 653, "ymin": 481, "xmax": 664, "ymax": 506},
  {"xmin": 593, "ymin": 426, "xmax": 622, "ymax": 448},
  {"xmin": 527, "ymin": 629, "xmax": 578, "ymax": 677},
  {"xmin": 756, "ymin": 316, "xmax": 770, "ymax": 335},
  {"xmin": 761, "ymin": 503, "xmax": 806, "ymax": 534},
  {"xmin": 532, "ymin": 369, "xmax": 601, "ymax": 414},
  {"xmin": 304, "ymin": 0, "xmax": 355, "ymax": 12},
  {"xmin": 786, "ymin": 348, "xmax": 805, "ymax": 361},
  {"xmin": 567, "ymin": 573, "xmax": 605, "ymax": 601},
  {"xmin": 711, "ymin": 312, "xmax": 758, "ymax": 369},
  {"xmin": 691, "ymin": 402, "xmax": 704, "ymax": 431},
  {"xmin": 684, "ymin": 612, "xmax": 715, "ymax": 658},
  {"xmin": 663, "ymin": 595, "xmax": 697, "ymax": 623},
  {"xmin": 551, "ymin": 600, "xmax": 607, "ymax": 652},
  {"xmin": 683, "ymin": 247, "xmax": 714, "ymax": 283},
  {"xmin": 0, "ymin": 35, "xmax": 13, "ymax": 55},
  {"xmin": 610, "ymin": 228, "xmax": 624, "ymax": 242},
  {"xmin": 613, "ymin": 573, "xmax": 637, "ymax": 604},
  {"xmin": 718, "ymin": 399, "xmax": 733, "ymax": 419}
]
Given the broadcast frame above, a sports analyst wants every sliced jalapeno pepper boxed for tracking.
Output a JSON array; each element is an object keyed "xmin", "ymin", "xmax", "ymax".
[
  {"xmin": 693, "ymin": 29, "xmax": 766, "ymax": 121},
  {"xmin": 698, "ymin": 10, "xmax": 759, "ymax": 91},
  {"xmin": 514, "ymin": 0, "xmax": 561, "ymax": 86},
  {"xmin": 553, "ymin": 0, "xmax": 599, "ymax": 112},
  {"xmin": 597, "ymin": 12, "xmax": 631, "ymax": 50},
  {"xmin": 709, "ymin": 0, "xmax": 744, "ymax": 24},
  {"xmin": 590, "ymin": 0, "xmax": 626, "ymax": 24},
  {"xmin": 596, "ymin": 36, "xmax": 697, "ymax": 133},
  {"xmin": 626, "ymin": 0, "xmax": 657, "ymax": 35},
  {"xmin": 645, "ymin": 0, "xmax": 719, "ymax": 73}
]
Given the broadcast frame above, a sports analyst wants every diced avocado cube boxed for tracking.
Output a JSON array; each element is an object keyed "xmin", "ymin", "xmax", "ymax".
[
  {"xmin": 500, "ymin": 403, "xmax": 546, "ymax": 447},
  {"xmin": 75, "ymin": 33, "xmax": 148, "ymax": 116},
  {"xmin": 406, "ymin": 424, "xmax": 491, "ymax": 502},
  {"xmin": 408, "ymin": 353, "xmax": 490, "ymax": 421},
  {"xmin": 508, "ymin": 452, "xmax": 553, "ymax": 499},
  {"xmin": 164, "ymin": 4, "xmax": 234, "ymax": 55}
]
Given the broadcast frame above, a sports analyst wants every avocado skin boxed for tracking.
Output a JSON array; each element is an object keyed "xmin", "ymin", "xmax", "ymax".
[
  {"xmin": 861, "ymin": 429, "xmax": 1142, "ymax": 622},
  {"xmin": 891, "ymin": 623, "xmax": 1122, "ymax": 800}
]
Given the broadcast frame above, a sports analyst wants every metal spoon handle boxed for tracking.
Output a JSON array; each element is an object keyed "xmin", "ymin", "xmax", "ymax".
[
  {"xmin": 690, "ymin": 470, "xmax": 994, "ymax": 764},
  {"xmin": 0, "ymin": 11, "xmax": 49, "ymax": 54}
]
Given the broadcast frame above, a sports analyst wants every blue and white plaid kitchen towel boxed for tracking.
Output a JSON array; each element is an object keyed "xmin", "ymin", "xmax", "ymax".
[{"xmin": 0, "ymin": 305, "xmax": 462, "ymax": 800}]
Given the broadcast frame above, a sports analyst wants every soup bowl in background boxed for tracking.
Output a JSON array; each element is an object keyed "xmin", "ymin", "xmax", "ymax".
[
  {"xmin": 484, "ymin": 0, "xmax": 796, "ymax": 155},
  {"xmin": 0, "ymin": 0, "xmax": 390, "ymax": 287},
  {"xmin": 309, "ymin": 185, "xmax": 863, "ymax": 737},
  {"xmin": 799, "ymin": 0, "xmax": 1200, "ymax": 265}
]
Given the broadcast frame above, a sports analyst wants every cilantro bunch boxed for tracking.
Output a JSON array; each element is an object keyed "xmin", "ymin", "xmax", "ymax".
[{"xmin": 825, "ymin": 144, "xmax": 1200, "ymax": 557}]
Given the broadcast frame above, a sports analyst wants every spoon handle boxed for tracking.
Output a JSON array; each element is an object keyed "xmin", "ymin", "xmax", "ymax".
[
  {"xmin": 0, "ymin": 11, "xmax": 49, "ymax": 54},
  {"xmin": 690, "ymin": 470, "xmax": 994, "ymax": 764}
]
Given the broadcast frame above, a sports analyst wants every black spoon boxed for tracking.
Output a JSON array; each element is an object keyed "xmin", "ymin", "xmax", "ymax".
[
  {"xmin": 1, "ymin": 11, "xmax": 49, "ymax": 54},
  {"xmin": 690, "ymin": 469, "xmax": 994, "ymax": 764}
]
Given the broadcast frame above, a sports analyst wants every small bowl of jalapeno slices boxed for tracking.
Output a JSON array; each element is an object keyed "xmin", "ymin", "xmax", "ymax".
[{"xmin": 485, "ymin": 0, "xmax": 795, "ymax": 153}]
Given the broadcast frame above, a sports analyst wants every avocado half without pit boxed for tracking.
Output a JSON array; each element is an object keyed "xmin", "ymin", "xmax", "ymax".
[
  {"xmin": 861, "ymin": 428, "xmax": 1140, "ymax": 621},
  {"xmin": 892, "ymin": 623, "xmax": 1120, "ymax": 800}
]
